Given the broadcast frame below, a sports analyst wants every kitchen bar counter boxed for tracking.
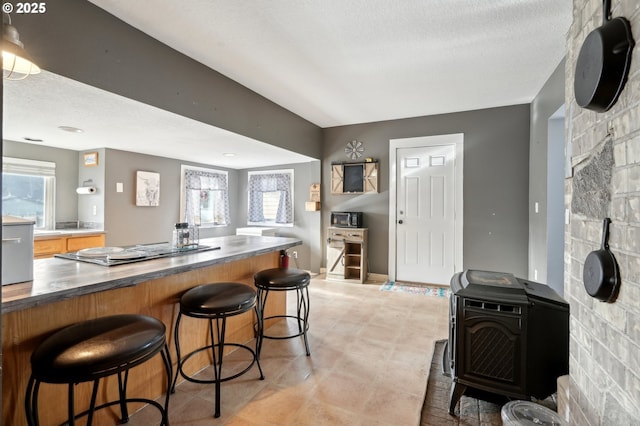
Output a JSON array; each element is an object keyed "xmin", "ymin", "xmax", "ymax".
[
  {"xmin": 2, "ymin": 235, "xmax": 300, "ymax": 426},
  {"xmin": 3, "ymin": 234, "xmax": 300, "ymax": 313}
]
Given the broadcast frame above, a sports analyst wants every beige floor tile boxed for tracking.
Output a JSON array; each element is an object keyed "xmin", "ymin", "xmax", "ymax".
[{"xmin": 129, "ymin": 276, "xmax": 450, "ymax": 425}]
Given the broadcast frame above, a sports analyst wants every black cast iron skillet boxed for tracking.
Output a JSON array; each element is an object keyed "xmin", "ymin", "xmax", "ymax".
[
  {"xmin": 583, "ymin": 218, "xmax": 620, "ymax": 302},
  {"xmin": 574, "ymin": 0, "xmax": 634, "ymax": 112}
]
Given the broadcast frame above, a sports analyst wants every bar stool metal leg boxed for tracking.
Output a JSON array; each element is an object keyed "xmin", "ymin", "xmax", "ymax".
[
  {"xmin": 254, "ymin": 268, "xmax": 311, "ymax": 357},
  {"xmin": 172, "ymin": 283, "xmax": 263, "ymax": 419}
]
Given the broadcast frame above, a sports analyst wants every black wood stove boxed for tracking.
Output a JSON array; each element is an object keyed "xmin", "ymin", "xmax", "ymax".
[{"xmin": 447, "ymin": 270, "xmax": 569, "ymax": 414}]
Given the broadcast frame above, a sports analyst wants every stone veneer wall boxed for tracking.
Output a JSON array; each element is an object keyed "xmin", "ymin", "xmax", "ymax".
[{"xmin": 562, "ymin": 0, "xmax": 640, "ymax": 424}]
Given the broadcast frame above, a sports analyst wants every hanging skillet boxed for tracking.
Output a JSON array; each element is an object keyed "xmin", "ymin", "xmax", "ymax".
[
  {"xmin": 583, "ymin": 218, "xmax": 620, "ymax": 302},
  {"xmin": 574, "ymin": 0, "xmax": 634, "ymax": 112}
]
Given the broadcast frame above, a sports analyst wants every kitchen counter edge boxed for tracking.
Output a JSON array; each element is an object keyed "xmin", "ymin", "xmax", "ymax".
[
  {"xmin": 34, "ymin": 230, "xmax": 106, "ymax": 239},
  {"xmin": 2, "ymin": 235, "xmax": 301, "ymax": 313}
]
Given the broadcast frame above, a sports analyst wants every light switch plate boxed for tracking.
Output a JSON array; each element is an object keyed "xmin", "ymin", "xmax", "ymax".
[{"xmin": 116, "ymin": 182, "xmax": 123, "ymax": 193}]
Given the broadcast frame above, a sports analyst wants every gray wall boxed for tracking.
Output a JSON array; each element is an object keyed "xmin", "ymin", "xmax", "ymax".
[
  {"xmin": 78, "ymin": 148, "xmax": 106, "ymax": 228},
  {"xmin": 103, "ymin": 150, "xmax": 321, "ymax": 273},
  {"xmin": 102, "ymin": 149, "xmax": 240, "ymax": 246},
  {"xmin": 3, "ymin": 141, "xmax": 320, "ymax": 271},
  {"xmin": 323, "ymin": 104, "xmax": 531, "ymax": 278},
  {"xmin": 528, "ymin": 59, "xmax": 566, "ymax": 289},
  {"xmin": 238, "ymin": 161, "xmax": 322, "ymax": 272},
  {"xmin": 546, "ymin": 113, "xmax": 566, "ymax": 294},
  {"xmin": 3, "ymin": 140, "xmax": 79, "ymax": 222}
]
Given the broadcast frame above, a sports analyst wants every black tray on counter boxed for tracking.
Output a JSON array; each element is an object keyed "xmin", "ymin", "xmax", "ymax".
[{"xmin": 55, "ymin": 243, "xmax": 220, "ymax": 266}]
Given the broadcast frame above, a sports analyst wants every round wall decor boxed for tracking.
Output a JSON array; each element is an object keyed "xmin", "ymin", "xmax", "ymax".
[{"xmin": 345, "ymin": 140, "xmax": 364, "ymax": 160}]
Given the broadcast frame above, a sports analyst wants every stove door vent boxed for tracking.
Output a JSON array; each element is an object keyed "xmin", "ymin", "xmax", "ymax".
[{"xmin": 469, "ymin": 326, "xmax": 516, "ymax": 382}]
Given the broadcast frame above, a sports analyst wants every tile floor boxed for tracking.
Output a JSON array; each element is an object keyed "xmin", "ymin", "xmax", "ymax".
[{"xmin": 128, "ymin": 276, "xmax": 450, "ymax": 425}]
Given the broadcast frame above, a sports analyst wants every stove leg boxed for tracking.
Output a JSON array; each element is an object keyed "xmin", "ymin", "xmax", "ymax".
[{"xmin": 449, "ymin": 381, "xmax": 466, "ymax": 415}]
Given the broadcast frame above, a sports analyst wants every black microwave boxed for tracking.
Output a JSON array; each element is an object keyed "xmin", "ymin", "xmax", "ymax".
[{"xmin": 331, "ymin": 211, "xmax": 364, "ymax": 228}]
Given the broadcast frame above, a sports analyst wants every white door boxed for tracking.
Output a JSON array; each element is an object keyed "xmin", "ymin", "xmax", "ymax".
[{"xmin": 396, "ymin": 144, "xmax": 456, "ymax": 284}]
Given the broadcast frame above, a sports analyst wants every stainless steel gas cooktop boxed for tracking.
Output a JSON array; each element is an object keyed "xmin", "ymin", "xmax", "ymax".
[{"xmin": 55, "ymin": 243, "xmax": 220, "ymax": 266}]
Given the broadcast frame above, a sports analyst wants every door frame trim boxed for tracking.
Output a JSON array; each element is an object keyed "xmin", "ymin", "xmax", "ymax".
[{"xmin": 388, "ymin": 134, "xmax": 464, "ymax": 283}]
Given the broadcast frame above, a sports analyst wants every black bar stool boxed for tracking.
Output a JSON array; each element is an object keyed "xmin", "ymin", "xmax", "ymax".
[
  {"xmin": 254, "ymin": 268, "xmax": 311, "ymax": 356},
  {"xmin": 171, "ymin": 282, "xmax": 264, "ymax": 418},
  {"xmin": 25, "ymin": 314, "xmax": 172, "ymax": 426}
]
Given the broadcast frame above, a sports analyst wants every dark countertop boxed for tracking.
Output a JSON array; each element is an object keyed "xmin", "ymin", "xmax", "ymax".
[{"xmin": 2, "ymin": 235, "xmax": 301, "ymax": 313}]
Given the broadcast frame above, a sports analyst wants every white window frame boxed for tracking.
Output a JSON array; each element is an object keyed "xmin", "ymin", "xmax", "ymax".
[
  {"xmin": 180, "ymin": 165, "xmax": 230, "ymax": 228},
  {"xmin": 2, "ymin": 156, "xmax": 56, "ymax": 230},
  {"xmin": 247, "ymin": 169, "xmax": 294, "ymax": 227}
]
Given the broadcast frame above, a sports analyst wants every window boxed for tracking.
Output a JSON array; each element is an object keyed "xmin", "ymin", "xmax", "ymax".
[
  {"xmin": 2, "ymin": 157, "xmax": 56, "ymax": 229},
  {"xmin": 248, "ymin": 169, "xmax": 294, "ymax": 226},
  {"xmin": 180, "ymin": 165, "xmax": 230, "ymax": 227}
]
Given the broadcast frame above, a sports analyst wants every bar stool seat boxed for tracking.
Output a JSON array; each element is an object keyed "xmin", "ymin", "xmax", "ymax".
[
  {"xmin": 254, "ymin": 268, "xmax": 311, "ymax": 356},
  {"xmin": 25, "ymin": 314, "xmax": 172, "ymax": 426},
  {"xmin": 172, "ymin": 282, "xmax": 264, "ymax": 418}
]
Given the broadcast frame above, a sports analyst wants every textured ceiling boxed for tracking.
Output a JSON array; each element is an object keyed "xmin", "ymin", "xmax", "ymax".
[
  {"xmin": 4, "ymin": 1, "xmax": 572, "ymax": 169},
  {"xmin": 89, "ymin": 0, "xmax": 572, "ymax": 127},
  {"xmin": 3, "ymin": 71, "xmax": 315, "ymax": 169}
]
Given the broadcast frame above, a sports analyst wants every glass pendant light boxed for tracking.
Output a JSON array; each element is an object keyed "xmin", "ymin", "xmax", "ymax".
[{"xmin": 2, "ymin": 12, "xmax": 40, "ymax": 80}]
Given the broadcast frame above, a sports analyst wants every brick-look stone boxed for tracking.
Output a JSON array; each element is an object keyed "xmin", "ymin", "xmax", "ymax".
[
  {"xmin": 628, "ymin": 136, "xmax": 640, "ymax": 164},
  {"xmin": 629, "ymin": 166, "xmax": 640, "ymax": 192},
  {"xmin": 621, "ymin": 104, "xmax": 640, "ymax": 136},
  {"xmin": 628, "ymin": 370, "xmax": 640, "ymax": 412},
  {"xmin": 570, "ymin": 314, "xmax": 593, "ymax": 349},
  {"xmin": 594, "ymin": 300, "xmax": 627, "ymax": 331},
  {"xmin": 612, "ymin": 168, "xmax": 629, "ymax": 193},
  {"xmin": 611, "ymin": 197, "xmax": 627, "ymax": 222},
  {"xmin": 603, "ymin": 394, "xmax": 635, "ymax": 426},
  {"xmin": 614, "ymin": 140, "xmax": 627, "ymax": 166},
  {"xmin": 629, "ymin": 311, "xmax": 640, "ymax": 342},
  {"xmin": 570, "ymin": 277, "xmax": 594, "ymax": 306},
  {"xmin": 566, "ymin": 1, "xmax": 640, "ymax": 423},
  {"xmin": 629, "ymin": 196, "xmax": 640, "ymax": 223},
  {"xmin": 629, "ymin": 255, "xmax": 640, "ymax": 283},
  {"xmin": 627, "ymin": 338, "xmax": 640, "ymax": 375},
  {"xmin": 597, "ymin": 343, "xmax": 628, "ymax": 393}
]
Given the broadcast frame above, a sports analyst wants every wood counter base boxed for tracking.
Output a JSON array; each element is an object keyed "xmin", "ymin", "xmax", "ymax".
[{"xmin": 2, "ymin": 251, "xmax": 283, "ymax": 426}]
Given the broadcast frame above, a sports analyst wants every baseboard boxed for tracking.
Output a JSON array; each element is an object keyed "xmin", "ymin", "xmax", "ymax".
[
  {"xmin": 365, "ymin": 273, "xmax": 388, "ymax": 284},
  {"xmin": 317, "ymin": 269, "xmax": 387, "ymax": 285}
]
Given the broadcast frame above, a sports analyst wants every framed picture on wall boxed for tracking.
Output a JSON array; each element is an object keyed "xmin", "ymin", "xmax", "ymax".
[
  {"xmin": 83, "ymin": 152, "xmax": 98, "ymax": 167},
  {"xmin": 136, "ymin": 171, "xmax": 160, "ymax": 206}
]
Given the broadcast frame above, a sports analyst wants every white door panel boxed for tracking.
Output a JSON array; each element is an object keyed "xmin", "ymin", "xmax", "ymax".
[{"xmin": 396, "ymin": 145, "xmax": 456, "ymax": 284}]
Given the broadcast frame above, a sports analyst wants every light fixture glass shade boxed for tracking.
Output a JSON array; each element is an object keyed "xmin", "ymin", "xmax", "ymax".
[{"xmin": 2, "ymin": 23, "xmax": 40, "ymax": 80}]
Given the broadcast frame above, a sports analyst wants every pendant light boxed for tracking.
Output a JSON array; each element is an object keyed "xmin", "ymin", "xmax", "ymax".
[{"xmin": 2, "ymin": 12, "xmax": 40, "ymax": 80}]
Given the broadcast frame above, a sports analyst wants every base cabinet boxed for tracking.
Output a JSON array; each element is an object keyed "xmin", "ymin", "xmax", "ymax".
[
  {"xmin": 326, "ymin": 227, "xmax": 368, "ymax": 283},
  {"xmin": 34, "ymin": 233, "xmax": 105, "ymax": 258}
]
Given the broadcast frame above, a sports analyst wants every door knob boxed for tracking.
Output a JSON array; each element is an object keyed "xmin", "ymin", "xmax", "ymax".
[{"xmin": 398, "ymin": 220, "xmax": 403, "ymax": 224}]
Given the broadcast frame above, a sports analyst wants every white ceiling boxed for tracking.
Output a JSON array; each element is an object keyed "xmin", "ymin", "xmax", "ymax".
[
  {"xmin": 4, "ymin": 0, "xmax": 572, "ymax": 168},
  {"xmin": 3, "ymin": 71, "xmax": 316, "ymax": 169}
]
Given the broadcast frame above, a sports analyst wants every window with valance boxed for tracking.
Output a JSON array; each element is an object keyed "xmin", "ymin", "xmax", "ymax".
[
  {"xmin": 247, "ymin": 170, "xmax": 294, "ymax": 226},
  {"xmin": 181, "ymin": 165, "xmax": 230, "ymax": 226}
]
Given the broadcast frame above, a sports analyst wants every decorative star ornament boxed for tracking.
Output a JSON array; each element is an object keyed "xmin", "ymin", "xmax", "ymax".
[{"xmin": 345, "ymin": 140, "xmax": 364, "ymax": 160}]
